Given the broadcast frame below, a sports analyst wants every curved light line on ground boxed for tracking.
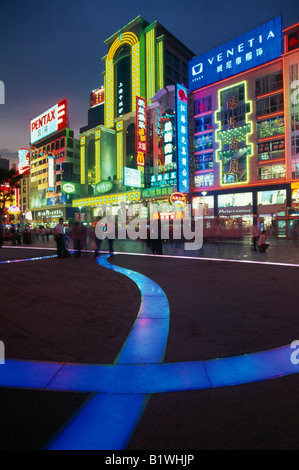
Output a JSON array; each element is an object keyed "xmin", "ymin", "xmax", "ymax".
[{"xmin": 1, "ymin": 251, "xmax": 299, "ymax": 449}]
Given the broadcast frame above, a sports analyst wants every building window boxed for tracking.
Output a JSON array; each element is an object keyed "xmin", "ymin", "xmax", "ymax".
[
  {"xmin": 194, "ymin": 153, "xmax": 213, "ymax": 171},
  {"xmin": 258, "ymin": 139, "xmax": 285, "ymax": 161},
  {"xmin": 194, "ymin": 132, "xmax": 213, "ymax": 152},
  {"xmin": 194, "ymin": 114, "xmax": 213, "ymax": 133},
  {"xmin": 292, "ymin": 135, "xmax": 299, "ymax": 155},
  {"xmin": 194, "ymin": 96, "xmax": 212, "ymax": 115},
  {"xmin": 257, "ymin": 164, "xmax": 286, "ymax": 180},
  {"xmin": 194, "ymin": 172, "xmax": 214, "ymax": 188},
  {"xmin": 257, "ymin": 116, "xmax": 284, "ymax": 139},
  {"xmin": 255, "ymin": 71, "xmax": 283, "ymax": 95},
  {"xmin": 256, "ymin": 93, "xmax": 284, "ymax": 117}
]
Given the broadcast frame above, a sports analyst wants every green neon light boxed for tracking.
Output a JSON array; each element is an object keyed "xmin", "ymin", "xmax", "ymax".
[
  {"xmin": 215, "ymin": 80, "xmax": 253, "ymax": 186},
  {"xmin": 146, "ymin": 27, "xmax": 156, "ymax": 102},
  {"xmin": 117, "ymin": 129, "xmax": 123, "ymax": 180},
  {"xmin": 80, "ymin": 142, "xmax": 86, "ymax": 184}
]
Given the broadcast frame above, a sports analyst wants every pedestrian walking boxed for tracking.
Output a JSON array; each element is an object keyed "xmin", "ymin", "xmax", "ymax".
[
  {"xmin": 35, "ymin": 227, "xmax": 40, "ymax": 242},
  {"xmin": 40, "ymin": 227, "xmax": 46, "ymax": 241},
  {"xmin": 251, "ymin": 220, "xmax": 260, "ymax": 251},
  {"xmin": 45, "ymin": 227, "xmax": 50, "ymax": 242},
  {"xmin": 93, "ymin": 217, "xmax": 102, "ymax": 258},
  {"xmin": 70, "ymin": 222, "xmax": 82, "ymax": 257},
  {"xmin": 0, "ymin": 226, "xmax": 3, "ymax": 248},
  {"xmin": 11, "ymin": 225, "xmax": 17, "ymax": 245}
]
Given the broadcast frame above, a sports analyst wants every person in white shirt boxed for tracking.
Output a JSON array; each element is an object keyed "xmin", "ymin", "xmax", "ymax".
[{"xmin": 53, "ymin": 218, "xmax": 65, "ymax": 258}]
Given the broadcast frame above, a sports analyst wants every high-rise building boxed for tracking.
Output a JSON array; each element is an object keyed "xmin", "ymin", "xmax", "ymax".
[
  {"xmin": 189, "ymin": 16, "xmax": 299, "ymax": 238},
  {"xmin": 29, "ymin": 99, "xmax": 80, "ymax": 227},
  {"xmin": 73, "ymin": 16, "xmax": 194, "ymax": 223}
]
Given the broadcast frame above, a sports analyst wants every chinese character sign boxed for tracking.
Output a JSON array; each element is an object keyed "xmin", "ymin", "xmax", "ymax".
[
  {"xmin": 175, "ymin": 84, "xmax": 189, "ymax": 193},
  {"xmin": 136, "ymin": 96, "xmax": 147, "ymax": 166},
  {"xmin": 189, "ymin": 16, "xmax": 282, "ymax": 91}
]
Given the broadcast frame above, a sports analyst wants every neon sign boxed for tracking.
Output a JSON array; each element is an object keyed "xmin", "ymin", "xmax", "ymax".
[
  {"xmin": 215, "ymin": 81, "xmax": 253, "ymax": 186},
  {"xmin": 18, "ymin": 148, "xmax": 30, "ymax": 175},
  {"xmin": 136, "ymin": 96, "xmax": 147, "ymax": 167},
  {"xmin": 30, "ymin": 99, "xmax": 67, "ymax": 144},
  {"xmin": 189, "ymin": 17, "xmax": 282, "ymax": 91},
  {"xmin": 170, "ymin": 192, "xmax": 186, "ymax": 207},
  {"xmin": 48, "ymin": 154, "xmax": 55, "ymax": 191},
  {"xmin": 175, "ymin": 84, "xmax": 189, "ymax": 193},
  {"xmin": 94, "ymin": 181, "xmax": 113, "ymax": 194},
  {"xmin": 124, "ymin": 167, "xmax": 142, "ymax": 188}
]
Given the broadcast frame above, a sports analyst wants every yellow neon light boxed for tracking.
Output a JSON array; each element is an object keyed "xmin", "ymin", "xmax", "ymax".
[
  {"xmin": 117, "ymin": 125, "xmax": 123, "ymax": 180},
  {"xmin": 146, "ymin": 28, "xmax": 155, "ymax": 103},
  {"xmin": 72, "ymin": 191, "xmax": 141, "ymax": 207},
  {"xmin": 95, "ymin": 138, "xmax": 101, "ymax": 184},
  {"xmin": 80, "ymin": 141, "xmax": 86, "ymax": 185},
  {"xmin": 105, "ymin": 32, "xmax": 140, "ymax": 128},
  {"xmin": 215, "ymin": 80, "xmax": 253, "ymax": 187}
]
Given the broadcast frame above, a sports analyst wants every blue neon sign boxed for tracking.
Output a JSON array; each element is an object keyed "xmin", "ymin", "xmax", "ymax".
[
  {"xmin": 175, "ymin": 84, "xmax": 189, "ymax": 193},
  {"xmin": 189, "ymin": 16, "xmax": 282, "ymax": 91}
]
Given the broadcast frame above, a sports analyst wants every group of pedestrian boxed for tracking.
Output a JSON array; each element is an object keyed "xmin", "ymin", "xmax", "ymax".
[{"xmin": 251, "ymin": 221, "xmax": 270, "ymax": 253}]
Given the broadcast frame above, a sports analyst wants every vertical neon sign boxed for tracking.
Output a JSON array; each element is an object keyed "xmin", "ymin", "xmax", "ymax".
[
  {"xmin": 48, "ymin": 154, "xmax": 55, "ymax": 191},
  {"xmin": 215, "ymin": 80, "xmax": 253, "ymax": 186},
  {"xmin": 136, "ymin": 96, "xmax": 147, "ymax": 166},
  {"xmin": 175, "ymin": 84, "xmax": 189, "ymax": 193}
]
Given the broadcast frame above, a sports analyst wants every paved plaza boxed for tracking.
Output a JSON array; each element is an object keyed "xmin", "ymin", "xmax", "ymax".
[{"xmin": 1, "ymin": 236, "xmax": 299, "ymax": 450}]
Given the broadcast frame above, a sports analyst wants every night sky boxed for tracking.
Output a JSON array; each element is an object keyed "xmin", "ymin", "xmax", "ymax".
[{"xmin": 0, "ymin": 0, "xmax": 298, "ymax": 166}]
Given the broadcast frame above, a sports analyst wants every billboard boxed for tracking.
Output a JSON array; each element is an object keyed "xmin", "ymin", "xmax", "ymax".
[
  {"xmin": 30, "ymin": 98, "xmax": 67, "ymax": 144},
  {"xmin": 189, "ymin": 16, "xmax": 282, "ymax": 91},
  {"xmin": 124, "ymin": 167, "xmax": 142, "ymax": 188},
  {"xmin": 175, "ymin": 84, "xmax": 189, "ymax": 193},
  {"xmin": 18, "ymin": 148, "xmax": 30, "ymax": 175}
]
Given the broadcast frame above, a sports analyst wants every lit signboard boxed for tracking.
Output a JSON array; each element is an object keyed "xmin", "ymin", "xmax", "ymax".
[
  {"xmin": 94, "ymin": 180, "xmax": 113, "ymax": 194},
  {"xmin": 48, "ymin": 154, "xmax": 55, "ymax": 191},
  {"xmin": 18, "ymin": 148, "xmax": 30, "ymax": 175},
  {"xmin": 90, "ymin": 88, "xmax": 105, "ymax": 108},
  {"xmin": 124, "ymin": 167, "xmax": 142, "ymax": 188},
  {"xmin": 136, "ymin": 96, "xmax": 147, "ymax": 167},
  {"xmin": 189, "ymin": 16, "xmax": 282, "ymax": 91},
  {"xmin": 30, "ymin": 98, "xmax": 67, "ymax": 144},
  {"xmin": 170, "ymin": 192, "xmax": 186, "ymax": 207},
  {"xmin": 175, "ymin": 84, "xmax": 189, "ymax": 193},
  {"xmin": 62, "ymin": 182, "xmax": 80, "ymax": 195}
]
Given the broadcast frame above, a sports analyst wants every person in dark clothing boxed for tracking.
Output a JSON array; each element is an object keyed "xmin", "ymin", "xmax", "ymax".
[{"xmin": 70, "ymin": 222, "xmax": 82, "ymax": 258}]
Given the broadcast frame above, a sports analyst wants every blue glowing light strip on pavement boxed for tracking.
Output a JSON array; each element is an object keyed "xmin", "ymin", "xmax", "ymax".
[
  {"xmin": 45, "ymin": 254, "xmax": 170, "ymax": 450},
  {"xmin": 1, "ymin": 251, "xmax": 299, "ymax": 449},
  {"xmin": 0, "ymin": 254, "xmax": 58, "ymax": 264},
  {"xmin": 1, "ymin": 343, "xmax": 298, "ymax": 393}
]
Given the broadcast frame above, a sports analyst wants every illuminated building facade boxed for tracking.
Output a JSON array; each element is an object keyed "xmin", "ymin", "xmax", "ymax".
[
  {"xmin": 74, "ymin": 16, "xmax": 194, "ymax": 221},
  {"xmin": 29, "ymin": 99, "xmax": 80, "ymax": 227},
  {"xmin": 189, "ymin": 17, "xmax": 299, "ymax": 237}
]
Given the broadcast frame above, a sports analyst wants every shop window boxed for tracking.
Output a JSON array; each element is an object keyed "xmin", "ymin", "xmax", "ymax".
[{"xmin": 291, "ymin": 135, "xmax": 299, "ymax": 155}]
